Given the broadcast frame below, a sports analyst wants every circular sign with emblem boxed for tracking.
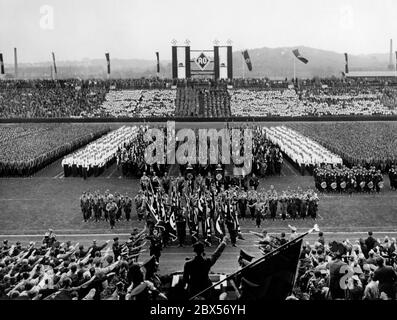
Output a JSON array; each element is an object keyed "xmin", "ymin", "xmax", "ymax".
[
  {"xmin": 195, "ymin": 52, "xmax": 210, "ymax": 71},
  {"xmin": 216, "ymin": 173, "xmax": 223, "ymax": 181}
]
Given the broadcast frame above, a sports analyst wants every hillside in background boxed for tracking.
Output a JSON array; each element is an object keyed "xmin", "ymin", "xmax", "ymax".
[{"xmin": 2, "ymin": 46, "xmax": 393, "ymax": 80}]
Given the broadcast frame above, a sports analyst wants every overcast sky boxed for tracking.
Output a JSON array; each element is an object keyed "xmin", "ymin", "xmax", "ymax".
[{"xmin": 1, "ymin": 0, "xmax": 397, "ymax": 63}]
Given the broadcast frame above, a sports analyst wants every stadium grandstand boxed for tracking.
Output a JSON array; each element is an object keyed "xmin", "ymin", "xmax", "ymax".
[{"xmin": 1, "ymin": 6, "xmax": 397, "ymax": 305}]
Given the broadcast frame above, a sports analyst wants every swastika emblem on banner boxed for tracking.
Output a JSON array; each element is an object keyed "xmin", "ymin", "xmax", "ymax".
[{"xmin": 195, "ymin": 52, "xmax": 210, "ymax": 71}]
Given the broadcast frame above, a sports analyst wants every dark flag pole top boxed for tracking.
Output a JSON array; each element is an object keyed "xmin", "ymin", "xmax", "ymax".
[
  {"xmin": 156, "ymin": 52, "xmax": 160, "ymax": 74},
  {"xmin": 0, "ymin": 53, "xmax": 4, "ymax": 74},
  {"xmin": 344, "ymin": 53, "xmax": 349, "ymax": 74},
  {"xmin": 189, "ymin": 224, "xmax": 320, "ymax": 301},
  {"xmin": 105, "ymin": 52, "xmax": 110, "ymax": 78}
]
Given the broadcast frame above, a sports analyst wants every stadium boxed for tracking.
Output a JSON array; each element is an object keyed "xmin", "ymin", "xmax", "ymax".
[{"xmin": 1, "ymin": 0, "xmax": 397, "ymax": 304}]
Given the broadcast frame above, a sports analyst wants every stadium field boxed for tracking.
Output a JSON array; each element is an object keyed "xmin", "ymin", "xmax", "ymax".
[{"xmin": 0, "ymin": 174, "xmax": 396, "ymax": 235}]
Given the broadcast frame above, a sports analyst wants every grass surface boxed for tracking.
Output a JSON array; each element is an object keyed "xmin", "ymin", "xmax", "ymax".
[{"xmin": 0, "ymin": 175, "xmax": 396, "ymax": 234}]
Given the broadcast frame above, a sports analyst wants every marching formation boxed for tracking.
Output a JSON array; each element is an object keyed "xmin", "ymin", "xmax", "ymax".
[
  {"xmin": 62, "ymin": 126, "xmax": 141, "ymax": 178},
  {"xmin": 313, "ymin": 166, "xmax": 385, "ymax": 193}
]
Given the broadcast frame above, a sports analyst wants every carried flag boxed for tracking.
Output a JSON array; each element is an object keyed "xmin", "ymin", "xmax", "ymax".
[
  {"xmin": 241, "ymin": 50, "xmax": 252, "ymax": 71},
  {"xmin": 155, "ymin": 52, "xmax": 160, "ymax": 73},
  {"xmin": 168, "ymin": 211, "xmax": 178, "ymax": 241},
  {"xmin": 292, "ymin": 49, "xmax": 309, "ymax": 64},
  {"xmin": 239, "ymin": 238, "xmax": 303, "ymax": 300}
]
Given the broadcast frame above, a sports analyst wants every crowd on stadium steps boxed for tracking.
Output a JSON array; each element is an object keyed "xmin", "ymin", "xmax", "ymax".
[
  {"xmin": 288, "ymin": 122, "xmax": 397, "ymax": 172},
  {"xmin": 230, "ymin": 86, "xmax": 397, "ymax": 117},
  {"xmin": 292, "ymin": 231, "xmax": 397, "ymax": 300},
  {"xmin": 313, "ymin": 166, "xmax": 384, "ymax": 193},
  {"xmin": 61, "ymin": 126, "xmax": 141, "ymax": 179},
  {"xmin": 91, "ymin": 89, "xmax": 175, "ymax": 118},
  {"xmin": 0, "ymin": 81, "xmax": 108, "ymax": 118},
  {"xmin": 1, "ymin": 77, "xmax": 397, "ymax": 119},
  {"xmin": 175, "ymin": 87, "xmax": 231, "ymax": 117},
  {"xmin": 0, "ymin": 125, "xmax": 110, "ymax": 177},
  {"xmin": 1, "ymin": 227, "xmax": 397, "ymax": 300}
]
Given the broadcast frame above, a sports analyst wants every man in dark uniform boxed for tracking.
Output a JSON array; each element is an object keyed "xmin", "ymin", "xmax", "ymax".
[
  {"xmin": 176, "ymin": 210, "xmax": 187, "ymax": 247},
  {"xmin": 112, "ymin": 237, "xmax": 122, "ymax": 261},
  {"xmin": 182, "ymin": 236, "xmax": 228, "ymax": 300},
  {"xmin": 249, "ymin": 173, "xmax": 259, "ymax": 190},
  {"xmin": 106, "ymin": 195, "xmax": 118, "ymax": 229},
  {"xmin": 89, "ymin": 239, "xmax": 110, "ymax": 258},
  {"xmin": 124, "ymin": 194, "xmax": 132, "ymax": 222},
  {"xmin": 93, "ymin": 192, "xmax": 101, "ymax": 222},
  {"xmin": 247, "ymin": 186, "xmax": 257, "ymax": 220},
  {"xmin": 162, "ymin": 172, "xmax": 171, "ymax": 194},
  {"xmin": 237, "ymin": 189, "xmax": 247, "ymax": 220}
]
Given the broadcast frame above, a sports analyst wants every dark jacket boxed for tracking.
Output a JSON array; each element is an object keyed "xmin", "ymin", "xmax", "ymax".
[{"xmin": 183, "ymin": 241, "xmax": 226, "ymax": 298}]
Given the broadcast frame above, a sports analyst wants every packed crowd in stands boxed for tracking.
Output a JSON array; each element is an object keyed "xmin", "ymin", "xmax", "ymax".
[
  {"xmin": 1, "ymin": 78, "xmax": 396, "ymax": 119},
  {"xmin": 175, "ymin": 86, "xmax": 231, "ymax": 117},
  {"xmin": 92, "ymin": 90, "xmax": 175, "ymax": 118},
  {"xmin": 289, "ymin": 122, "xmax": 397, "ymax": 172},
  {"xmin": 0, "ymin": 124, "xmax": 110, "ymax": 177},
  {"xmin": 0, "ymin": 80, "xmax": 108, "ymax": 118},
  {"xmin": 313, "ymin": 166, "xmax": 384, "ymax": 193},
  {"xmin": 230, "ymin": 87, "xmax": 397, "ymax": 117},
  {"xmin": 293, "ymin": 231, "xmax": 397, "ymax": 300},
  {"xmin": 2, "ymin": 227, "xmax": 397, "ymax": 300}
]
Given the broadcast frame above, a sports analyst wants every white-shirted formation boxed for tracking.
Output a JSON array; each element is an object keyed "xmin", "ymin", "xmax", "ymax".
[
  {"xmin": 263, "ymin": 126, "xmax": 343, "ymax": 166},
  {"xmin": 61, "ymin": 126, "xmax": 141, "ymax": 169},
  {"xmin": 230, "ymin": 88, "xmax": 396, "ymax": 117}
]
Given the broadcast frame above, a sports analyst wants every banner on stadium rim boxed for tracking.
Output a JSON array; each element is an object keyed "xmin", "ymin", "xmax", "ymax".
[
  {"xmin": 292, "ymin": 49, "xmax": 309, "ymax": 64},
  {"xmin": 105, "ymin": 52, "xmax": 110, "ymax": 74},
  {"xmin": 344, "ymin": 53, "xmax": 349, "ymax": 74},
  {"xmin": 52, "ymin": 52, "xmax": 57, "ymax": 75},
  {"xmin": 238, "ymin": 238, "xmax": 303, "ymax": 300},
  {"xmin": 0, "ymin": 53, "xmax": 4, "ymax": 74},
  {"xmin": 242, "ymin": 50, "xmax": 252, "ymax": 71},
  {"xmin": 155, "ymin": 52, "xmax": 160, "ymax": 73}
]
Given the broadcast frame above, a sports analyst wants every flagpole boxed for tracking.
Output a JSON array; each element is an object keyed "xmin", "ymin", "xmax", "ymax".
[
  {"xmin": 242, "ymin": 51, "xmax": 245, "ymax": 79},
  {"xmin": 293, "ymin": 55, "xmax": 296, "ymax": 84},
  {"xmin": 189, "ymin": 224, "xmax": 320, "ymax": 300}
]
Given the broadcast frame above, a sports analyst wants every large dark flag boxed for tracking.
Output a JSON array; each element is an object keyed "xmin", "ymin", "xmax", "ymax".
[
  {"xmin": 242, "ymin": 50, "xmax": 252, "ymax": 71},
  {"xmin": 155, "ymin": 52, "xmax": 160, "ymax": 73},
  {"xmin": 0, "ymin": 53, "xmax": 4, "ymax": 74},
  {"xmin": 292, "ymin": 49, "xmax": 309, "ymax": 64},
  {"xmin": 239, "ymin": 238, "xmax": 303, "ymax": 300},
  {"xmin": 105, "ymin": 52, "xmax": 110, "ymax": 74}
]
